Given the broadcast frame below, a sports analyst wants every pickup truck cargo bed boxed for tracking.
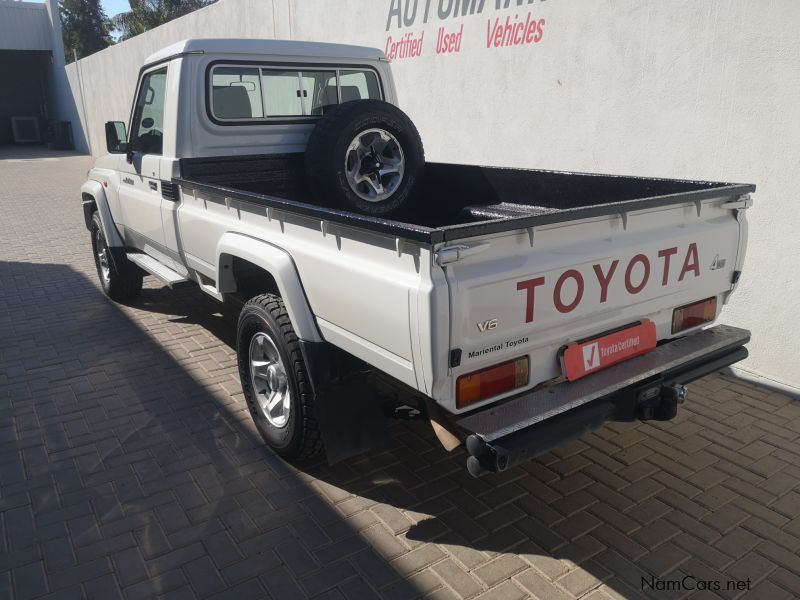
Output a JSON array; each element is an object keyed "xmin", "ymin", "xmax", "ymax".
[{"xmin": 177, "ymin": 156, "xmax": 754, "ymax": 243}]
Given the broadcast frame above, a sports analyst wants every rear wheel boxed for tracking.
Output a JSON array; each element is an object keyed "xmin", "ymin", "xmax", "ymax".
[
  {"xmin": 90, "ymin": 212, "xmax": 143, "ymax": 302},
  {"xmin": 237, "ymin": 294, "xmax": 323, "ymax": 459}
]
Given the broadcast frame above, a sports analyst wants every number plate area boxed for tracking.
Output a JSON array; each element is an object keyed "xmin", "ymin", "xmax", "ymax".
[{"xmin": 560, "ymin": 321, "xmax": 657, "ymax": 381}]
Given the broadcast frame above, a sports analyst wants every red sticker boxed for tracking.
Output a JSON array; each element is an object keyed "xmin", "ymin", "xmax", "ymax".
[{"xmin": 561, "ymin": 321, "xmax": 657, "ymax": 381}]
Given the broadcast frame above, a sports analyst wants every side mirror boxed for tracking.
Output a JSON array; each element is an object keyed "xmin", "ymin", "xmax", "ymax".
[{"xmin": 105, "ymin": 121, "xmax": 128, "ymax": 154}]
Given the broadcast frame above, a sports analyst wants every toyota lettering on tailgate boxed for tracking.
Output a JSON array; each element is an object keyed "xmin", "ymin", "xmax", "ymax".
[{"xmin": 516, "ymin": 243, "xmax": 700, "ymax": 323}]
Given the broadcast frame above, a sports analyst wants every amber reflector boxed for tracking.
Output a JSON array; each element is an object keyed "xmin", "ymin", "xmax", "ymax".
[
  {"xmin": 456, "ymin": 357, "xmax": 529, "ymax": 409},
  {"xmin": 672, "ymin": 297, "xmax": 717, "ymax": 334}
]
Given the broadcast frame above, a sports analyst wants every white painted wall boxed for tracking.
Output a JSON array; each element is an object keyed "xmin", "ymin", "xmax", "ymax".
[
  {"xmin": 63, "ymin": 0, "xmax": 800, "ymax": 391},
  {"xmin": 0, "ymin": 0, "xmax": 52, "ymax": 51}
]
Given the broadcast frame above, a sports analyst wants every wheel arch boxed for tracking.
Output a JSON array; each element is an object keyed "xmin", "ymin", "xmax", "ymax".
[
  {"xmin": 81, "ymin": 180, "xmax": 124, "ymax": 247},
  {"xmin": 216, "ymin": 232, "xmax": 321, "ymax": 342}
]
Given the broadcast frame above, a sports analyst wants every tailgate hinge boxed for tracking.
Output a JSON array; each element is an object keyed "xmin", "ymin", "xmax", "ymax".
[
  {"xmin": 435, "ymin": 242, "xmax": 491, "ymax": 266},
  {"xmin": 721, "ymin": 194, "xmax": 753, "ymax": 210}
]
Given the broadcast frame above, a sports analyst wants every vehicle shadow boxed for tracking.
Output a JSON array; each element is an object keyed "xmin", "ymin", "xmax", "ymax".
[
  {"xmin": 0, "ymin": 261, "xmax": 424, "ymax": 599},
  {"xmin": 123, "ymin": 284, "xmax": 665, "ymax": 598},
  {"xmin": 60, "ymin": 278, "xmax": 800, "ymax": 600}
]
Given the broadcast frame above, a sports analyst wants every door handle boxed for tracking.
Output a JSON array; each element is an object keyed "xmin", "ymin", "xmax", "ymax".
[{"xmin": 149, "ymin": 181, "xmax": 158, "ymax": 191}]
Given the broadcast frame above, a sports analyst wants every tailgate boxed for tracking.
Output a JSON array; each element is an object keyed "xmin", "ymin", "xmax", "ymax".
[{"xmin": 437, "ymin": 195, "xmax": 747, "ymax": 413}]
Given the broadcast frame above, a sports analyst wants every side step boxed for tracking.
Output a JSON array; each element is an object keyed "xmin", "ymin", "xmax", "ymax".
[{"xmin": 127, "ymin": 253, "xmax": 189, "ymax": 288}]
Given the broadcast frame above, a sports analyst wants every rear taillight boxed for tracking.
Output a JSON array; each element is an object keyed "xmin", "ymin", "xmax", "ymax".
[
  {"xmin": 672, "ymin": 297, "xmax": 717, "ymax": 334},
  {"xmin": 456, "ymin": 357, "xmax": 529, "ymax": 409}
]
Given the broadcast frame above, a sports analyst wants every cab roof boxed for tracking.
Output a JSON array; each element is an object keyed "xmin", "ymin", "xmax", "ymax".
[{"xmin": 144, "ymin": 38, "xmax": 386, "ymax": 68}]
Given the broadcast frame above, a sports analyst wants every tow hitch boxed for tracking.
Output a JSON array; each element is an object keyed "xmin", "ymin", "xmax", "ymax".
[{"xmin": 636, "ymin": 383, "xmax": 687, "ymax": 421}]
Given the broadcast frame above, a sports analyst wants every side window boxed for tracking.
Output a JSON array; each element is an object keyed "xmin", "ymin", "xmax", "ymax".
[
  {"xmin": 130, "ymin": 68, "xmax": 167, "ymax": 155},
  {"xmin": 261, "ymin": 70, "xmax": 303, "ymax": 117},
  {"xmin": 338, "ymin": 70, "xmax": 381, "ymax": 102},
  {"xmin": 210, "ymin": 66, "xmax": 264, "ymax": 120}
]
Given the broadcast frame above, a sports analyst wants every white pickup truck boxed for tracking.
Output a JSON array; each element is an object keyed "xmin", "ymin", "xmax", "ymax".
[{"xmin": 82, "ymin": 39, "xmax": 753, "ymax": 476}]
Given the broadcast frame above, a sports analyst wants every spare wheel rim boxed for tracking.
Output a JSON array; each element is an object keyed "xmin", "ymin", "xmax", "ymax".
[{"xmin": 344, "ymin": 128, "xmax": 405, "ymax": 203}]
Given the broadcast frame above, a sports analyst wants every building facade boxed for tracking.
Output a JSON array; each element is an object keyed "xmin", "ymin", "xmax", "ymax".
[{"xmin": 0, "ymin": 0, "xmax": 72, "ymax": 146}]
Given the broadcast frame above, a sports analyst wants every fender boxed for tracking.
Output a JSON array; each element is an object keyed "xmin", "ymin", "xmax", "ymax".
[
  {"xmin": 81, "ymin": 180, "xmax": 124, "ymax": 247},
  {"xmin": 216, "ymin": 232, "xmax": 321, "ymax": 343}
]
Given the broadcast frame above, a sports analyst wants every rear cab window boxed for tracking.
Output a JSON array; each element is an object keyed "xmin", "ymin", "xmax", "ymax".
[{"xmin": 208, "ymin": 63, "xmax": 382, "ymax": 123}]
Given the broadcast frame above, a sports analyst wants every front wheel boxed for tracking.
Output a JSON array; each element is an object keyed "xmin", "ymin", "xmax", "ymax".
[
  {"xmin": 237, "ymin": 294, "xmax": 323, "ymax": 460},
  {"xmin": 90, "ymin": 212, "xmax": 143, "ymax": 302}
]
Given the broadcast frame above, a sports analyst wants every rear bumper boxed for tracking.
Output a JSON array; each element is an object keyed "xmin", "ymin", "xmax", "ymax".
[{"xmin": 456, "ymin": 324, "xmax": 750, "ymax": 477}]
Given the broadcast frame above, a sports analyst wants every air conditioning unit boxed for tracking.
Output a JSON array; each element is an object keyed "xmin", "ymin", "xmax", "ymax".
[{"xmin": 11, "ymin": 117, "xmax": 41, "ymax": 143}]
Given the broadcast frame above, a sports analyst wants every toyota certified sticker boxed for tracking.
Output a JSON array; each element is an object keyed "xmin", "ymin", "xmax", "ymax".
[{"xmin": 560, "ymin": 321, "xmax": 658, "ymax": 381}]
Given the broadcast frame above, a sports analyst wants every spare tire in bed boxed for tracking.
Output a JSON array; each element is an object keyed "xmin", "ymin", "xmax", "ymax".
[{"xmin": 305, "ymin": 100, "xmax": 424, "ymax": 216}]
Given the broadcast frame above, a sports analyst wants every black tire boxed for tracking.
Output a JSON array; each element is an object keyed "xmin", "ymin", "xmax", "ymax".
[
  {"xmin": 305, "ymin": 99, "xmax": 425, "ymax": 216},
  {"xmin": 90, "ymin": 212, "xmax": 143, "ymax": 302},
  {"xmin": 237, "ymin": 294, "xmax": 323, "ymax": 460}
]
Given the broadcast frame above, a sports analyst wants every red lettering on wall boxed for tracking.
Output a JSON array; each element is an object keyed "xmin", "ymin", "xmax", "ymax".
[
  {"xmin": 385, "ymin": 31, "xmax": 425, "ymax": 59},
  {"xmin": 487, "ymin": 13, "xmax": 546, "ymax": 49},
  {"xmin": 436, "ymin": 24, "xmax": 463, "ymax": 54},
  {"xmin": 537, "ymin": 18, "xmax": 546, "ymax": 42}
]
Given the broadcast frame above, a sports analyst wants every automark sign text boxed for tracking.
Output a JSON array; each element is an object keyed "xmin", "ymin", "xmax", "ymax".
[{"xmin": 386, "ymin": 0, "xmax": 547, "ymax": 31}]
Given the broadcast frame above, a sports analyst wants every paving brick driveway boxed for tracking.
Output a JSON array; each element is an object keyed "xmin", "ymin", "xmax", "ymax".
[{"xmin": 1, "ymin": 147, "xmax": 800, "ymax": 600}]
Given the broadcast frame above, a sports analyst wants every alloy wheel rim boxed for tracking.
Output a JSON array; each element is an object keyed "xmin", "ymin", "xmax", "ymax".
[
  {"xmin": 248, "ymin": 332, "xmax": 291, "ymax": 429},
  {"xmin": 344, "ymin": 128, "xmax": 405, "ymax": 203},
  {"xmin": 96, "ymin": 230, "xmax": 111, "ymax": 284}
]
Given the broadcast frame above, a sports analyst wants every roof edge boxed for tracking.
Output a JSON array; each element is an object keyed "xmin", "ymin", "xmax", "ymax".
[{"xmin": 143, "ymin": 38, "xmax": 385, "ymax": 68}]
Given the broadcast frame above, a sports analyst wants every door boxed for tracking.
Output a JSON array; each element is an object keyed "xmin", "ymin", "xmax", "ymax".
[{"xmin": 118, "ymin": 67, "xmax": 168, "ymax": 255}]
